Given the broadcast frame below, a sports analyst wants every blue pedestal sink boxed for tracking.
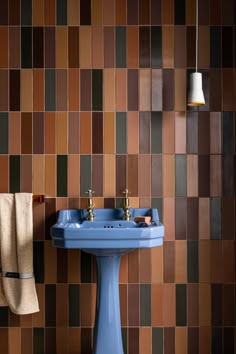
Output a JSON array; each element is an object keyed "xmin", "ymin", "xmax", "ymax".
[{"xmin": 51, "ymin": 208, "xmax": 164, "ymax": 354}]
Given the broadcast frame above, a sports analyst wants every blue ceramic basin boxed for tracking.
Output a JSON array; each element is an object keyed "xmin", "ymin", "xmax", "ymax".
[{"xmin": 51, "ymin": 208, "xmax": 164, "ymax": 254}]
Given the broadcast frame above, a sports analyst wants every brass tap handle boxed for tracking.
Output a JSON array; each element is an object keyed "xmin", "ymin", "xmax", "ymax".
[
  {"xmin": 122, "ymin": 188, "xmax": 131, "ymax": 220},
  {"xmin": 85, "ymin": 189, "xmax": 95, "ymax": 221}
]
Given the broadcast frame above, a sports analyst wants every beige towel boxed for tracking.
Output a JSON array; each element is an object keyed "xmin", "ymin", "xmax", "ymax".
[{"xmin": 0, "ymin": 193, "xmax": 39, "ymax": 314}]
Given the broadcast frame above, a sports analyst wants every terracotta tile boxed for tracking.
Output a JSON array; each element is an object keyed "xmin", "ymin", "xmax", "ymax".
[
  {"xmin": 45, "ymin": 155, "xmax": 56, "ymax": 197},
  {"xmin": 175, "ymin": 69, "xmax": 186, "ymax": 111},
  {"xmin": 174, "ymin": 26, "xmax": 186, "ymax": 68},
  {"xmin": 199, "ymin": 240, "xmax": 210, "ymax": 282},
  {"xmin": 33, "ymin": 0, "xmax": 44, "ymax": 25},
  {"xmin": 223, "ymin": 69, "xmax": 234, "ymax": 111},
  {"xmin": 80, "ymin": 70, "xmax": 92, "ymax": 111},
  {"xmin": 9, "ymin": 27, "xmax": 20, "ymax": 68},
  {"xmin": 44, "ymin": 0, "xmax": 55, "ymax": 25},
  {"xmin": 162, "ymin": 26, "xmax": 174, "ymax": 68},
  {"xmin": 33, "ymin": 112, "xmax": 44, "ymax": 154},
  {"xmin": 44, "ymin": 240, "xmax": 57, "ymax": 283},
  {"xmin": 199, "ymin": 327, "xmax": 211, "ymax": 354},
  {"xmin": 199, "ymin": 198, "xmax": 210, "ymax": 239},
  {"xmin": 21, "ymin": 328, "xmax": 32, "ymax": 354},
  {"xmin": 56, "ymin": 112, "xmax": 67, "ymax": 154},
  {"xmin": 162, "ymin": 0, "xmax": 174, "ymax": 24},
  {"xmin": 68, "ymin": 328, "xmax": 80, "ymax": 354},
  {"xmin": 210, "ymin": 112, "xmax": 221, "ymax": 154},
  {"xmin": 128, "ymin": 249, "xmax": 140, "ymax": 283},
  {"xmin": 139, "ymin": 69, "xmax": 151, "ymax": 111},
  {"xmin": 0, "ymin": 70, "xmax": 8, "ymax": 110},
  {"xmin": 33, "ymin": 69, "xmax": 44, "ymax": 111},
  {"xmin": 176, "ymin": 328, "xmax": 187, "ymax": 354},
  {"xmin": 104, "ymin": 154, "xmax": 115, "ymax": 197},
  {"xmin": 80, "ymin": 112, "xmax": 91, "ymax": 153},
  {"xmin": 56, "ymin": 197, "xmax": 68, "ymax": 211},
  {"xmin": 104, "ymin": 112, "xmax": 115, "ymax": 154},
  {"xmin": 116, "ymin": 69, "xmax": 127, "ymax": 111},
  {"xmin": 210, "ymin": 155, "xmax": 222, "ymax": 197},
  {"xmin": 9, "ymin": 328, "xmax": 21, "ymax": 354},
  {"xmin": 33, "ymin": 284, "xmax": 45, "ymax": 327},
  {"xmin": 68, "ymin": 27, "xmax": 79, "ymax": 68},
  {"xmin": 92, "ymin": 0, "xmax": 102, "ymax": 25},
  {"xmin": 199, "ymin": 284, "xmax": 211, "ymax": 325},
  {"xmin": 119, "ymin": 254, "xmax": 128, "ymax": 282},
  {"xmin": 45, "ymin": 113, "xmax": 56, "ymax": 154},
  {"xmin": 163, "ymin": 155, "xmax": 175, "ymax": 197},
  {"xmin": 187, "ymin": 284, "xmax": 199, "ymax": 326},
  {"xmin": 199, "ymin": 26, "xmax": 210, "ymax": 68},
  {"xmin": 127, "ymin": 112, "xmax": 139, "ymax": 154},
  {"xmin": 21, "ymin": 112, "xmax": 32, "ymax": 154},
  {"xmin": 163, "ymin": 283, "xmax": 175, "ymax": 326},
  {"xmin": 127, "ymin": 27, "xmax": 139, "ymax": 68},
  {"xmin": 128, "ymin": 284, "xmax": 139, "ymax": 326},
  {"xmin": 223, "ymin": 241, "xmax": 235, "ymax": 283},
  {"xmin": 56, "ymin": 70, "xmax": 67, "ymax": 111},
  {"xmin": 187, "ymin": 155, "xmax": 198, "ymax": 197},
  {"xmin": 138, "ymin": 154, "xmax": 151, "ymax": 197},
  {"xmin": 115, "ymin": 0, "xmax": 126, "ymax": 25},
  {"xmin": 56, "ymin": 284, "xmax": 69, "ymax": 326},
  {"xmin": 103, "ymin": 0, "xmax": 115, "ymax": 25},
  {"xmin": 33, "ymin": 155, "xmax": 45, "ymax": 195},
  {"xmin": 79, "ymin": 27, "xmax": 92, "ymax": 68},
  {"xmin": 104, "ymin": 27, "xmax": 115, "ymax": 67},
  {"xmin": 127, "ymin": 155, "xmax": 138, "ymax": 196},
  {"xmin": 151, "ymin": 246, "xmax": 163, "ymax": 283},
  {"xmin": 0, "ymin": 156, "xmax": 8, "ymax": 192},
  {"xmin": 140, "ymin": 249, "xmax": 151, "ymax": 283},
  {"xmin": 21, "ymin": 155, "xmax": 32, "ymax": 193},
  {"xmin": 211, "ymin": 240, "xmax": 223, "ymax": 283},
  {"xmin": 68, "ymin": 69, "xmax": 80, "ymax": 111},
  {"xmin": 9, "ymin": 112, "xmax": 20, "ymax": 154},
  {"xmin": 120, "ymin": 284, "xmax": 128, "ymax": 326},
  {"xmin": 68, "ymin": 0, "xmax": 80, "ymax": 25},
  {"xmin": 175, "ymin": 240, "xmax": 187, "ymax": 283},
  {"xmin": 56, "ymin": 27, "xmax": 68, "ymax": 68},
  {"xmin": 0, "ymin": 27, "xmax": 8, "ymax": 68},
  {"xmin": 163, "ymin": 198, "xmax": 175, "ymax": 240},
  {"xmin": 56, "ymin": 327, "xmax": 68, "ymax": 354},
  {"xmin": 164, "ymin": 241, "xmax": 175, "ymax": 282},
  {"xmin": 152, "ymin": 284, "xmax": 163, "ymax": 326},
  {"xmin": 104, "ymin": 69, "xmax": 115, "ymax": 111},
  {"xmin": 92, "ymin": 26, "xmax": 103, "ymax": 68},
  {"xmin": 163, "ymin": 112, "xmax": 175, "ymax": 153},
  {"xmin": 140, "ymin": 327, "xmax": 151, "ymax": 354},
  {"xmin": 80, "ymin": 284, "xmax": 96, "ymax": 326},
  {"xmin": 175, "ymin": 112, "xmax": 186, "ymax": 153}
]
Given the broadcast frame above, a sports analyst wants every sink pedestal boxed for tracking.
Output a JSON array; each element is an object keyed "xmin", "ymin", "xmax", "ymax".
[{"xmin": 93, "ymin": 255, "xmax": 123, "ymax": 354}]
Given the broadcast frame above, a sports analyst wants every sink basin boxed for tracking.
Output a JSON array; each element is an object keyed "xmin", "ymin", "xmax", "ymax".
[{"xmin": 51, "ymin": 208, "xmax": 164, "ymax": 354}]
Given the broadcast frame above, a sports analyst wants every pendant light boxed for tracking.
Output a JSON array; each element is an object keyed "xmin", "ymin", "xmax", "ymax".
[{"xmin": 187, "ymin": 0, "xmax": 205, "ymax": 106}]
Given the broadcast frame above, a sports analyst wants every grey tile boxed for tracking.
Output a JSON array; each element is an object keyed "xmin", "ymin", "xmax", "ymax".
[
  {"xmin": 140, "ymin": 284, "xmax": 151, "ymax": 326},
  {"xmin": 116, "ymin": 27, "xmax": 126, "ymax": 68},
  {"xmin": 69, "ymin": 284, "xmax": 80, "ymax": 326},
  {"xmin": 176, "ymin": 284, "xmax": 187, "ymax": 326},
  {"xmin": 80, "ymin": 155, "xmax": 91, "ymax": 196},
  {"xmin": 187, "ymin": 111, "xmax": 198, "ymax": 153},
  {"xmin": 151, "ymin": 112, "xmax": 162, "ymax": 153},
  {"xmin": 116, "ymin": 112, "xmax": 127, "ymax": 154},
  {"xmin": 0, "ymin": 112, "xmax": 8, "ymax": 154},
  {"xmin": 187, "ymin": 241, "xmax": 198, "ymax": 283},
  {"xmin": 175, "ymin": 155, "xmax": 187, "ymax": 197},
  {"xmin": 152, "ymin": 328, "xmax": 163, "ymax": 354}
]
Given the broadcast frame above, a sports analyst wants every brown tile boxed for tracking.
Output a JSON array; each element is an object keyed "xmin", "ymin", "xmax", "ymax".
[
  {"xmin": 20, "ymin": 314, "xmax": 32, "ymax": 327},
  {"xmin": 163, "ymin": 284, "xmax": 175, "ymax": 326},
  {"xmin": 68, "ymin": 113, "xmax": 80, "ymax": 154},
  {"xmin": 129, "ymin": 328, "xmax": 139, "ymax": 354},
  {"xmin": 139, "ymin": 0, "xmax": 150, "ymax": 24},
  {"xmin": 223, "ymin": 284, "xmax": 234, "ymax": 326},
  {"xmin": 163, "ymin": 112, "xmax": 175, "ymax": 153},
  {"xmin": 187, "ymin": 283, "xmax": 199, "ymax": 326},
  {"xmin": 68, "ymin": 249, "xmax": 80, "ymax": 283},
  {"xmin": 33, "ymin": 155, "xmax": 45, "ymax": 195},
  {"xmin": 199, "ymin": 198, "xmax": 210, "ymax": 239},
  {"xmin": 162, "ymin": 0, "xmax": 174, "ymax": 24},
  {"xmin": 127, "ymin": 155, "xmax": 138, "ymax": 196},
  {"xmin": 127, "ymin": 0, "xmax": 138, "ymax": 24},
  {"xmin": 45, "ymin": 28, "xmax": 55, "ymax": 68},
  {"xmin": 0, "ymin": 0, "xmax": 8, "ymax": 25},
  {"xmin": 21, "ymin": 112, "xmax": 32, "ymax": 154},
  {"xmin": 140, "ymin": 328, "xmax": 151, "ymax": 354},
  {"xmin": 9, "ymin": 71, "xmax": 19, "ymax": 110},
  {"xmin": 9, "ymin": 328, "xmax": 21, "ymax": 354},
  {"xmin": 68, "ymin": 69, "xmax": 80, "ymax": 111},
  {"xmin": 199, "ymin": 240, "xmax": 210, "ymax": 282},
  {"xmin": 210, "ymin": 69, "xmax": 222, "ymax": 111},
  {"xmin": 152, "ymin": 284, "xmax": 163, "ymax": 326},
  {"xmin": 198, "ymin": 112, "xmax": 210, "ymax": 154},
  {"xmin": 0, "ymin": 156, "xmax": 8, "ymax": 192},
  {"xmin": 163, "ymin": 155, "xmax": 175, "ymax": 197},
  {"xmin": 103, "ymin": 0, "xmax": 115, "ymax": 25},
  {"xmin": 176, "ymin": 328, "xmax": 187, "ymax": 354},
  {"xmin": 33, "ymin": 69, "xmax": 44, "ymax": 111},
  {"xmin": 104, "ymin": 154, "xmax": 115, "ymax": 197},
  {"xmin": 104, "ymin": 112, "xmax": 115, "ymax": 154},
  {"xmin": 92, "ymin": 155, "xmax": 103, "ymax": 196},
  {"xmin": 115, "ymin": 0, "xmax": 126, "ymax": 24},
  {"xmin": 116, "ymin": 69, "xmax": 127, "ymax": 111},
  {"xmin": 119, "ymin": 254, "xmax": 128, "ymax": 283},
  {"xmin": 139, "ymin": 112, "xmax": 151, "ymax": 153},
  {"xmin": 175, "ymin": 69, "xmax": 186, "ymax": 111},
  {"xmin": 9, "ymin": 27, "xmax": 20, "ymax": 68},
  {"xmin": 187, "ymin": 26, "xmax": 195, "ymax": 67},
  {"xmin": 33, "ymin": 112, "xmax": 44, "ymax": 154},
  {"xmin": 92, "ymin": 0, "xmax": 102, "ymax": 25},
  {"xmin": 44, "ymin": 0, "xmax": 55, "ymax": 25},
  {"xmin": 119, "ymin": 284, "xmax": 127, "ymax": 326},
  {"xmin": 199, "ymin": 26, "xmax": 210, "ymax": 68},
  {"xmin": 56, "ymin": 112, "xmax": 67, "ymax": 154},
  {"xmin": 199, "ymin": 0, "xmax": 209, "ymax": 25},
  {"xmin": 45, "ymin": 156, "xmax": 56, "ymax": 197},
  {"xmin": 162, "ymin": 26, "xmax": 174, "ymax": 68},
  {"xmin": 80, "ymin": 284, "xmax": 96, "ymax": 326},
  {"xmin": 175, "ymin": 112, "xmax": 186, "ymax": 153},
  {"xmin": 116, "ymin": 155, "xmax": 126, "ymax": 196},
  {"xmin": 223, "ymin": 69, "xmax": 234, "ymax": 111},
  {"xmin": 33, "ymin": 0, "xmax": 44, "ymax": 25},
  {"xmin": 128, "ymin": 249, "xmax": 139, "ymax": 283},
  {"xmin": 210, "ymin": 112, "xmax": 221, "ymax": 154},
  {"xmin": 104, "ymin": 69, "xmax": 115, "ymax": 111},
  {"xmin": 92, "ymin": 112, "xmax": 103, "ymax": 154},
  {"xmin": 222, "ymin": 0, "xmax": 234, "ymax": 24},
  {"xmin": 151, "ymin": 246, "xmax": 163, "ymax": 283},
  {"xmin": 21, "ymin": 328, "xmax": 32, "ymax": 354},
  {"xmin": 128, "ymin": 69, "xmax": 138, "ymax": 111},
  {"xmin": 199, "ymin": 327, "xmax": 211, "ymax": 354},
  {"xmin": 56, "ymin": 27, "xmax": 68, "ymax": 68},
  {"xmin": 163, "ymin": 70, "xmax": 174, "ymax": 110},
  {"xmin": 187, "ymin": 155, "xmax": 198, "ymax": 197},
  {"xmin": 9, "ymin": 112, "xmax": 20, "ymax": 154},
  {"xmin": 151, "ymin": 0, "xmax": 161, "ymax": 24},
  {"xmin": 56, "ymin": 284, "xmax": 68, "ymax": 326},
  {"xmin": 186, "ymin": 0, "xmax": 195, "ymax": 24},
  {"xmin": 56, "ymin": 327, "xmax": 68, "ymax": 354},
  {"xmin": 104, "ymin": 27, "xmax": 115, "ymax": 67},
  {"xmin": 92, "ymin": 26, "xmax": 103, "ymax": 68},
  {"xmin": 198, "ymin": 155, "xmax": 210, "ymax": 197},
  {"xmin": 45, "ymin": 113, "xmax": 56, "ymax": 154},
  {"xmin": 174, "ymin": 26, "xmax": 186, "ymax": 68},
  {"xmin": 175, "ymin": 240, "xmax": 187, "ymax": 283},
  {"xmin": 68, "ymin": 328, "xmax": 80, "ymax": 354},
  {"xmin": 0, "ymin": 27, "xmax": 8, "ymax": 68},
  {"xmin": 80, "ymin": 70, "xmax": 92, "ymax": 111},
  {"xmin": 152, "ymin": 69, "xmax": 162, "ymax": 111},
  {"xmin": 222, "ymin": 198, "xmax": 235, "ymax": 240},
  {"xmin": 127, "ymin": 112, "xmax": 139, "ymax": 154},
  {"xmin": 209, "ymin": 0, "xmax": 221, "ymax": 24},
  {"xmin": 163, "ymin": 241, "xmax": 175, "ymax": 282},
  {"xmin": 33, "ymin": 200, "xmax": 45, "ymax": 241},
  {"xmin": 152, "ymin": 155, "xmax": 162, "ymax": 197},
  {"xmin": 139, "ymin": 154, "xmax": 151, "ymax": 197},
  {"xmin": 199, "ymin": 284, "xmax": 211, "ymax": 326},
  {"xmin": 44, "ymin": 240, "xmax": 57, "ymax": 284},
  {"xmin": 128, "ymin": 284, "xmax": 139, "ymax": 326},
  {"xmin": 33, "ymin": 284, "xmax": 45, "ymax": 327},
  {"xmin": 223, "ymin": 241, "xmax": 235, "ymax": 283},
  {"xmin": 140, "ymin": 249, "xmax": 151, "ymax": 283},
  {"xmin": 0, "ymin": 70, "xmax": 8, "ymax": 110},
  {"xmin": 68, "ymin": 0, "xmax": 80, "ymax": 25},
  {"xmin": 211, "ymin": 241, "xmax": 223, "ymax": 283},
  {"xmin": 163, "ymin": 198, "xmax": 175, "ymax": 240},
  {"xmin": 139, "ymin": 69, "xmax": 151, "ymax": 111},
  {"xmin": 79, "ymin": 27, "xmax": 92, "ymax": 68},
  {"xmin": 210, "ymin": 155, "xmax": 222, "ymax": 196},
  {"xmin": 56, "ymin": 70, "xmax": 67, "ymax": 111},
  {"xmin": 21, "ymin": 155, "xmax": 32, "ymax": 193}
]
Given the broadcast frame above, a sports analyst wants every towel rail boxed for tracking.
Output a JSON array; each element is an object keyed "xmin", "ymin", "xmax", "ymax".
[{"xmin": 32, "ymin": 195, "xmax": 44, "ymax": 203}]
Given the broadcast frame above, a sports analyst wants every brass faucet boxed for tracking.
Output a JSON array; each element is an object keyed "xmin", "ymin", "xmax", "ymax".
[
  {"xmin": 122, "ymin": 188, "xmax": 131, "ymax": 220},
  {"xmin": 86, "ymin": 189, "xmax": 95, "ymax": 221}
]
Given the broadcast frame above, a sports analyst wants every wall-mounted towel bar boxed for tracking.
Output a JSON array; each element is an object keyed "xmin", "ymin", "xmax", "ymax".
[{"xmin": 32, "ymin": 195, "xmax": 44, "ymax": 203}]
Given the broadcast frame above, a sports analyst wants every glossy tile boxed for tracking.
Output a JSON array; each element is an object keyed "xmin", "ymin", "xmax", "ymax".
[
  {"xmin": 163, "ymin": 69, "xmax": 174, "ymax": 110},
  {"xmin": 104, "ymin": 27, "xmax": 115, "ymax": 67},
  {"xmin": 127, "ymin": 27, "xmax": 139, "ymax": 68},
  {"xmin": 175, "ymin": 198, "xmax": 187, "ymax": 240},
  {"xmin": 162, "ymin": 26, "xmax": 174, "ymax": 68},
  {"xmin": 175, "ymin": 26, "xmax": 186, "ymax": 67},
  {"xmin": 176, "ymin": 284, "xmax": 187, "ymax": 326},
  {"xmin": 116, "ymin": 27, "xmax": 126, "ymax": 68},
  {"xmin": 128, "ymin": 69, "xmax": 138, "ymax": 111},
  {"xmin": 187, "ymin": 241, "xmax": 198, "ymax": 282},
  {"xmin": 139, "ymin": 27, "xmax": 150, "ymax": 68},
  {"xmin": 68, "ymin": 27, "xmax": 80, "ymax": 68},
  {"xmin": 79, "ymin": 27, "xmax": 92, "ymax": 68}
]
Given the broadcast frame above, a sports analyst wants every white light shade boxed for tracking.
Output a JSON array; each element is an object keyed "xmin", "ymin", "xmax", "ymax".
[{"xmin": 187, "ymin": 72, "xmax": 205, "ymax": 106}]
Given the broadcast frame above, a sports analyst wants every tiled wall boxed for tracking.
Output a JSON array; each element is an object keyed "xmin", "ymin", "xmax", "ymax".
[{"xmin": 0, "ymin": 0, "xmax": 235, "ymax": 353}]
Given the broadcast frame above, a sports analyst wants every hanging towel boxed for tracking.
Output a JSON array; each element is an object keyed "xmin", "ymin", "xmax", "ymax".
[{"xmin": 0, "ymin": 193, "xmax": 39, "ymax": 315}]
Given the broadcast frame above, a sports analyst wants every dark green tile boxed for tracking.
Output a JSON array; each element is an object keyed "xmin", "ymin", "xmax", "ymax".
[
  {"xmin": 45, "ymin": 69, "xmax": 56, "ymax": 111},
  {"xmin": 10, "ymin": 155, "xmax": 20, "ymax": 193},
  {"xmin": 210, "ymin": 198, "xmax": 222, "ymax": 240},
  {"xmin": 57, "ymin": 155, "xmax": 67, "ymax": 197},
  {"xmin": 21, "ymin": 0, "xmax": 32, "ymax": 25},
  {"xmin": 33, "ymin": 328, "xmax": 44, "ymax": 354},
  {"xmin": 121, "ymin": 327, "xmax": 127, "ymax": 354},
  {"xmin": 92, "ymin": 69, "xmax": 103, "ymax": 111},
  {"xmin": 176, "ymin": 284, "xmax": 187, "ymax": 326},
  {"xmin": 33, "ymin": 241, "xmax": 44, "ymax": 283},
  {"xmin": 140, "ymin": 284, "xmax": 151, "ymax": 326},
  {"xmin": 80, "ymin": 155, "xmax": 91, "ymax": 196},
  {"xmin": 151, "ymin": 27, "xmax": 162, "ymax": 68},
  {"xmin": 212, "ymin": 328, "xmax": 222, "ymax": 354},
  {"xmin": 175, "ymin": 155, "xmax": 186, "ymax": 197},
  {"xmin": 187, "ymin": 112, "xmax": 198, "ymax": 153},
  {"xmin": 116, "ymin": 27, "xmax": 126, "ymax": 68},
  {"xmin": 69, "ymin": 284, "xmax": 80, "ymax": 326},
  {"xmin": 57, "ymin": 0, "xmax": 67, "ymax": 25},
  {"xmin": 21, "ymin": 27, "xmax": 32, "ymax": 68},
  {"xmin": 152, "ymin": 198, "xmax": 163, "ymax": 222},
  {"xmin": 175, "ymin": 0, "xmax": 185, "ymax": 24},
  {"xmin": 223, "ymin": 112, "xmax": 234, "ymax": 154},
  {"xmin": 0, "ymin": 113, "xmax": 8, "ymax": 154},
  {"xmin": 210, "ymin": 27, "xmax": 221, "ymax": 68},
  {"xmin": 80, "ymin": 251, "xmax": 92, "ymax": 283},
  {"xmin": 115, "ymin": 198, "xmax": 123, "ymax": 208},
  {"xmin": 187, "ymin": 241, "xmax": 198, "ymax": 283},
  {"xmin": 151, "ymin": 112, "xmax": 162, "ymax": 153},
  {"xmin": 0, "ymin": 308, "xmax": 8, "ymax": 327},
  {"xmin": 152, "ymin": 328, "xmax": 163, "ymax": 354},
  {"xmin": 116, "ymin": 112, "xmax": 127, "ymax": 154}
]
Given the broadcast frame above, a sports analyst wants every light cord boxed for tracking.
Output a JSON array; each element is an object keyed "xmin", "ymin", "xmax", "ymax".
[{"xmin": 196, "ymin": 0, "xmax": 198, "ymax": 72}]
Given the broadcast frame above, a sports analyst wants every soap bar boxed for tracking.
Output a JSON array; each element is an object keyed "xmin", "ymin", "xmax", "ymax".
[{"xmin": 134, "ymin": 216, "xmax": 151, "ymax": 224}]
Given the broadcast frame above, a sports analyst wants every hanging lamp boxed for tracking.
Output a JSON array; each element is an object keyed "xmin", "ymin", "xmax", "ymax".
[{"xmin": 187, "ymin": 0, "xmax": 205, "ymax": 106}]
